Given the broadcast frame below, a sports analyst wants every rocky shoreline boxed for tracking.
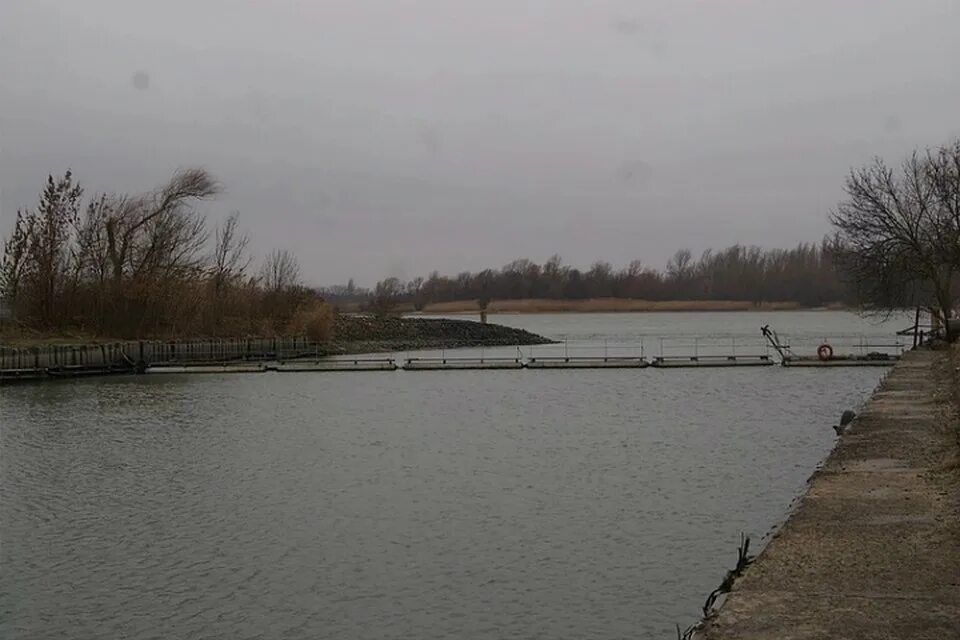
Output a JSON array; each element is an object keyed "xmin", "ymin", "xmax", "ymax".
[{"xmin": 326, "ymin": 315, "xmax": 554, "ymax": 355}]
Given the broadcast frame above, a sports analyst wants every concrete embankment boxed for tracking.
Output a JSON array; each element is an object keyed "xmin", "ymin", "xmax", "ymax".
[{"xmin": 701, "ymin": 349, "xmax": 960, "ymax": 639}]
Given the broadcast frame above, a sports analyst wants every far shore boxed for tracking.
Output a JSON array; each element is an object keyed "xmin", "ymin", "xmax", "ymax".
[{"xmin": 382, "ymin": 298, "xmax": 848, "ymax": 315}]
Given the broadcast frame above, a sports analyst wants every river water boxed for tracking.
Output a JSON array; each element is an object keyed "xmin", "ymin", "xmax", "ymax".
[{"xmin": 0, "ymin": 312, "xmax": 903, "ymax": 639}]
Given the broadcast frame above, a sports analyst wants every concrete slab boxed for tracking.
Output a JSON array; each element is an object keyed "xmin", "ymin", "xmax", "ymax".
[{"xmin": 700, "ymin": 349, "xmax": 960, "ymax": 640}]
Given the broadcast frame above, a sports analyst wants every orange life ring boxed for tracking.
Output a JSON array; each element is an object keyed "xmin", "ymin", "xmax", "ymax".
[{"xmin": 817, "ymin": 344, "xmax": 834, "ymax": 361}]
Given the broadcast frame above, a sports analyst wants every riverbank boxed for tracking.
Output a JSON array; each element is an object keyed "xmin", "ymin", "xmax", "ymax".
[
  {"xmin": 351, "ymin": 298, "xmax": 844, "ymax": 314},
  {"xmin": 423, "ymin": 298, "xmax": 813, "ymax": 313},
  {"xmin": 700, "ymin": 348, "xmax": 960, "ymax": 638}
]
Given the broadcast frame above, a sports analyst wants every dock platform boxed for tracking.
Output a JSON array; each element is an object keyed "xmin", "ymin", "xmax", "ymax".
[
  {"xmin": 782, "ymin": 355, "xmax": 899, "ymax": 367},
  {"xmin": 0, "ymin": 367, "xmax": 54, "ymax": 381},
  {"xmin": 526, "ymin": 356, "xmax": 648, "ymax": 369},
  {"xmin": 147, "ymin": 363, "xmax": 267, "ymax": 374},
  {"xmin": 650, "ymin": 355, "xmax": 775, "ymax": 368},
  {"xmin": 273, "ymin": 358, "xmax": 398, "ymax": 372},
  {"xmin": 402, "ymin": 357, "xmax": 525, "ymax": 371}
]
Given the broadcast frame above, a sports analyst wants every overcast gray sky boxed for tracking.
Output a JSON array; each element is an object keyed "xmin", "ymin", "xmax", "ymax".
[{"xmin": 2, "ymin": 0, "xmax": 958, "ymax": 286}]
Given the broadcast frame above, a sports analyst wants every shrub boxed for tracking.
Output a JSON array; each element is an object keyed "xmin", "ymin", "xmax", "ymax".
[{"xmin": 286, "ymin": 301, "xmax": 334, "ymax": 342}]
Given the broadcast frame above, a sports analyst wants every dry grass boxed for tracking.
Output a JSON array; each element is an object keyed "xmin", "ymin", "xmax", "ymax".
[
  {"xmin": 0, "ymin": 299, "xmax": 337, "ymax": 346},
  {"xmin": 286, "ymin": 302, "xmax": 335, "ymax": 342},
  {"xmin": 421, "ymin": 298, "xmax": 806, "ymax": 314}
]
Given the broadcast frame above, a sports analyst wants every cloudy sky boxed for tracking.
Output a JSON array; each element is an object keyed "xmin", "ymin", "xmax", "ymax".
[{"xmin": 1, "ymin": 0, "xmax": 958, "ymax": 286}]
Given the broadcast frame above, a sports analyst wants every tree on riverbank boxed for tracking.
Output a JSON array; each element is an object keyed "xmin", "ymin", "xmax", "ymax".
[
  {"xmin": 323, "ymin": 242, "xmax": 849, "ymax": 310},
  {"xmin": 0, "ymin": 169, "xmax": 332, "ymax": 339},
  {"xmin": 831, "ymin": 140, "xmax": 960, "ymax": 338}
]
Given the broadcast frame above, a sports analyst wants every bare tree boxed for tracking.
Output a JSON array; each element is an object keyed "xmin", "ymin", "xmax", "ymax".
[
  {"xmin": 259, "ymin": 249, "xmax": 301, "ymax": 292},
  {"xmin": 370, "ymin": 277, "xmax": 402, "ymax": 317},
  {"xmin": 0, "ymin": 167, "xmax": 337, "ymax": 338},
  {"xmin": 925, "ymin": 140, "xmax": 960, "ymax": 264},
  {"xmin": 831, "ymin": 141, "xmax": 960, "ymax": 337},
  {"xmin": 666, "ymin": 249, "xmax": 693, "ymax": 280},
  {"xmin": 0, "ymin": 210, "xmax": 33, "ymax": 305},
  {"xmin": 102, "ymin": 167, "xmax": 219, "ymax": 285},
  {"xmin": 210, "ymin": 212, "xmax": 250, "ymax": 293},
  {"xmin": 1, "ymin": 172, "xmax": 85, "ymax": 325}
]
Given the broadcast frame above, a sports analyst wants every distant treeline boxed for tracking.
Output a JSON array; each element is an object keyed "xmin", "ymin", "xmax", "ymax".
[
  {"xmin": 0, "ymin": 169, "xmax": 332, "ymax": 339},
  {"xmin": 324, "ymin": 242, "xmax": 851, "ymax": 311}
]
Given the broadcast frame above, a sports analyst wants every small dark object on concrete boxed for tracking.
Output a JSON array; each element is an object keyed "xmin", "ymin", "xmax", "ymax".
[{"xmin": 833, "ymin": 410, "xmax": 856, "ymax": 436}]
